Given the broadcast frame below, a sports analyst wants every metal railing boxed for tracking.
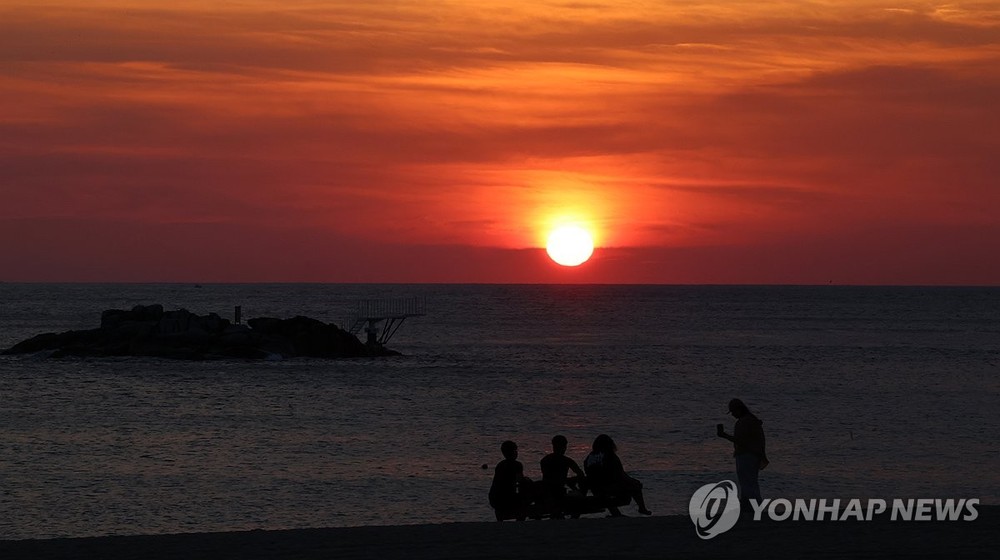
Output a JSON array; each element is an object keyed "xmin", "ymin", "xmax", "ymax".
[{"xmin": 346, "ymin": 297, "xmax": 426, "ymax": 345}]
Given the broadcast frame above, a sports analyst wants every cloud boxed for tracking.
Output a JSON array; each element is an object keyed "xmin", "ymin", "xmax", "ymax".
[{"xmin": 1, "ymin": 1, "xmax": 999, "ymax": 282}]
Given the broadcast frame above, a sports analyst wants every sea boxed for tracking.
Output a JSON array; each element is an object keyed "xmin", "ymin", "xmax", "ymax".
[{"xmin": 0, "ymin": 284, "xmax": 997, "ymax": 540}]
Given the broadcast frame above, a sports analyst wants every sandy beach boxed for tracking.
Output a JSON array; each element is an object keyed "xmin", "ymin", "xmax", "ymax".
[{"xmin": 2, "ymin": 506, "xmax": 995, "ymax": 560}]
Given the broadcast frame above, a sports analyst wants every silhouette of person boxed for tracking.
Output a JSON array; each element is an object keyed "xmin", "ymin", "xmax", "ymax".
[
  {"xmin": 488, "ymin": 440, "xmax": 532, "ymax": 521},
  {"xmin": 717, "ymin": 398, "xmax": 768, "ymax": 503},
  {"xmin": 582, "ymin": 434, "xmax": 652, "ymax": 516},
  {"xmin": 540, "ymin": 435, "xmax": 586, "ymax": 518}
]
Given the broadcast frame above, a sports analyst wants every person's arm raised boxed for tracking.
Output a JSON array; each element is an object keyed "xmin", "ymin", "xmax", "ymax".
[{"xmin": 717, "ymin": 423, "xmax": 734, "ymax": 441}]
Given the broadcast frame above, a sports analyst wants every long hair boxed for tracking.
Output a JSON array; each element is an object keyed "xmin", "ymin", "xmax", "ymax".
[{"xmin": 592, "ymin": 434, "xmax": 617, "ymax": 454}]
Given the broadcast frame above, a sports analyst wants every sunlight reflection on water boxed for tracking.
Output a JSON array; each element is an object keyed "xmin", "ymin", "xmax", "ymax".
[{"xmin": 0, "ymin": 284, "xmax": 997, "ymax": 538}]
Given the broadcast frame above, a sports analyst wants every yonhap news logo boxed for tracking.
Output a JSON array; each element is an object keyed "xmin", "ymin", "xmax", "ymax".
[
  {"xmin": 688, "ymin": 481, "xmax": 981, "ymax": 540},
  {"xmin": 688, "ymin": 480, "xmax": 741, "ymax": 539}
]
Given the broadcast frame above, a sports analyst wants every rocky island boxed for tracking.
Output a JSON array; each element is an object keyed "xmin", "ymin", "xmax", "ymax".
[{"xmin": 2, "ymin": 304, "xmax": 398, "ymax": 360}]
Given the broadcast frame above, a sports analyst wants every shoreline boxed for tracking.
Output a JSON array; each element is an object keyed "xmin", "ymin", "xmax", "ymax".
[{"xmin": 2, "ymin": 506, "xmax": 996, "ymax": 560}]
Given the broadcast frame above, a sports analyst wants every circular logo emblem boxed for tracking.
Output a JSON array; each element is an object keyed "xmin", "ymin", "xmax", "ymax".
[{"xmin": 689, "ymin": 480, "xmax": 741, "ymax": 539}]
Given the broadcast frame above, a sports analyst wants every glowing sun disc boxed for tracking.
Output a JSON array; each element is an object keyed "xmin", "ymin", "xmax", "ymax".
[{"xmin": 546, "ymin": 225, "xmax": 594, "ymax": 266}]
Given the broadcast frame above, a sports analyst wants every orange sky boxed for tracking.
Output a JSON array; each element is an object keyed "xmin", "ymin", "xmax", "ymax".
[{"xmin": 2, "ymin": 1, "xmax": 998, "ymax": 283}]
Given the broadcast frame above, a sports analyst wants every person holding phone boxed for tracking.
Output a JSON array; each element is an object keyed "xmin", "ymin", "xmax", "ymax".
[{"xmin": 717, "ymin": 398, "xmax": 768, "ymax": 503}]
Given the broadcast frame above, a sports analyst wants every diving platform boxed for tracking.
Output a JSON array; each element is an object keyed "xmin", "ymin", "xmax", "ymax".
[{"xmin": 346, "ymin": 297, "xmax": 426, "ymax": 346}]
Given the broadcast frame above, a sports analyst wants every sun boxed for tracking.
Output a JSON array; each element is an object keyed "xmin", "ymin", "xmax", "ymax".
[{"xmin": 546, "ymin": 225, "xmax": 594, "ymax": 266}]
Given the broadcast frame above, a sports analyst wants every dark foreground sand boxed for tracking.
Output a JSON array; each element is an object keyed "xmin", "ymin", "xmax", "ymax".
[{"xmin": 2, "ymin": 507, "xmax": 996, "ymax": 560}]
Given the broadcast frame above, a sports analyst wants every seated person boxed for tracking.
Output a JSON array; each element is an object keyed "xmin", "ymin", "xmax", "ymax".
[
  {"xmin": 539, "ymin": 435, "xmax": 586, "ymax": 518},
  {"xmin": 583, "ymin": 434, "xmax": 652, "ymax": 516},
  {"xmin": 488, "ymin": 440, "xmax": 533, "ymax": 521}
]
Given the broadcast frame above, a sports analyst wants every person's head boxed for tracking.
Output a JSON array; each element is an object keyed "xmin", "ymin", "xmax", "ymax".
[
  {"xmin": 728, "ymin": 398, "xmax": 750, "ymax": 418},
  {"xmin": 592, "ymin": 434, "xmax": 617, "ymax": 454},
  {"xmin": 500, "ymin": 440, "xmax": 518, "ymax": 460},
  {"xmin": 551, "ymin": 435, "xmax": 568, "ymax": 455}
]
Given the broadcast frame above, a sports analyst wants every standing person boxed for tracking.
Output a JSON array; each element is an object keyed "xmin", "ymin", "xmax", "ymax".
[
  {"xmin": 540, "ymin": 435, "xmax": 586, "ymax": 518},
  {"xmin": 717, "ymin": 398, "xmax": 769, "ymax": 503},
  {"xmin": 583, "ymin": 434, "xmax": 652, "ymax": 516},
  {"xmin": 488, "ymin": 440, "xmax": 531, "ymax": 521}
]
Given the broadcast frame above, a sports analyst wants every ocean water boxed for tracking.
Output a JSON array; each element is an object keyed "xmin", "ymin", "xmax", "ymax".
[{"xmin": 0, "ymin": 284, "xmax": 997, "ymax": 539}]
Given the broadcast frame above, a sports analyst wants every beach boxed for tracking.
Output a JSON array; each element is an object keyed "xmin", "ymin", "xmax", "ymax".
[
  {"xmin": 2, "ymin": 285, "xmax": 997, "ymax": 548},
  {"xmin": 2, "ymin": 506, "xmax": 995, "ymax": 560}
]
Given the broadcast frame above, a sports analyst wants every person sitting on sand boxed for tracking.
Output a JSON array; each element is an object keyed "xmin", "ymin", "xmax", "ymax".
[
  {"xmin": 540, "ymin": 435, "xmax": 586, "ymax": 518},
  {"xmin": 583, "ymin": 434, "xmax": 652, "ymax": 516},
  {"xmin": 488, "ymin": 440, "xmax": 533, "ymax": 521}
]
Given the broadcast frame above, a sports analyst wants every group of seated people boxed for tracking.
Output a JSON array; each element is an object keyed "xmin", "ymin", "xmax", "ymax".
[{"xmin": 488, "ymin": 434, "xmax": 652, "ymax": 521}]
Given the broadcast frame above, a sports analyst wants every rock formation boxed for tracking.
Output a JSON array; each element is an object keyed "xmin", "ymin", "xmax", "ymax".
[{"xmin": 2, "ymin": 304, "xmax": 398, "ymax": 360}]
